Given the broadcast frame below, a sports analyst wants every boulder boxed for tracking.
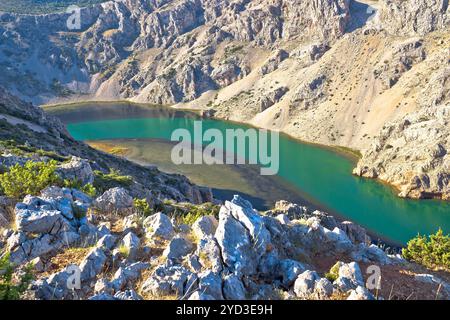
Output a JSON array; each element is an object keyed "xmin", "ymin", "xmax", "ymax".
[
  {"xmin": 141, "ymin": 264, "xmax": 193, "ymax": 298},
  {"xmin": 111, "ymin": 262, "xmax": 150, "ymax": 292},
  {"xmin": 163, "ymin": 236, "xmax": 194, "ymax": 261},
  {"xmin": 79, "ymin": 248, "xmax": 107, "ymax": 282},
  {"xmin": 143, "ymin": 212, "xmax": 174, "ymax": 240},
  {"xmin": 314, "ymin": 278, "xmax": 334, "ymax": 299},
  {"xmin": 223, "ymin": 274, "xmax": 246, "ymax": 300},
  {"xmin": 15, "ymin": 197, "xmax": 75, "ymax": 235},
  {"xmin": 192, "ymin": 215, "xmax": 218, "ymax": 239},
  {"xmin": 227, "ymin": 195, "xmax": 272, "ymax": 257},
  {"xmin": 198, "ymin": 271, "xmax": 223, "ymax": 300},
  {"xmin": 120, "ymin": 231, "xmax": 140, "ymax": 260},
  {"xmin": 347, "ymin": 286, "xmax": 375, "ymax": 300},
  {"xmin": 215, "ymin": 206, "xmax": 256, "ymax": 276},
  {"xmin": 96, "ymin": 234, "xmax": 117, "ymax": 250},
  {"xmin": 196, "ymin": 236, "xmax": 223, "ymax": 273},
  {"xmin": 94, "ymin": 187, "xmax": 133, "ymax": 211},
  {"xmin": 293, "ymin": 270, "xmax": 320, "ymax": 298},
  {"xmin": 57, "ymin": 157, "xmax": 94, "ymax": 185},
  {"xmin": 334, "ymin": 262, "xmax": 364, "ymax": 292},
  {"xmin": 275, "ymin": 259, "xmax": 306, "ymax": 287}
]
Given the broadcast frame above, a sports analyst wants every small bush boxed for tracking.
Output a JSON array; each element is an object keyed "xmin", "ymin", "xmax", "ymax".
[
  {"xmin": 62, "ymin": 179, "xmax": 97, "ymax": 198},
  {"xmin": 0, "ymin": 160, "xmax": 60, "ymax": 199},
  {"xmin": 133, "ymin": 198, "xmax": 153, "ymax": 217},
  {"xmin": 0, "ymin": 253, "xmax": 34, "ymax": 300},
  {"xmin": 325, "ymin": 261, "xmax": 340, "ymax": 282},
  {"xmin": 93, "ymin": 169, "xmax": 133, "ymax": 194},
  {"xmin": 177, "ymin": 203, "xmax": 219, "ymax": 226},
  {"xmin": 402, "ymin": 229, "xmax": 450, "ymax": 271}
]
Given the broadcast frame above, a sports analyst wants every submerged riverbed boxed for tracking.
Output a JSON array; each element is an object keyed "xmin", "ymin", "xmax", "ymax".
[{"xmin": 46, "ymin": 102, "xmax": 450, "ymax": 244}]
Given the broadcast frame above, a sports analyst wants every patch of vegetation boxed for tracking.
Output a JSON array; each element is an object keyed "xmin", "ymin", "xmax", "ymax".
[
  {"xmin": 0, "ymin": 254, "xmax": 34, "ymax": 300},
  {"xmin": 0, "ymin": 160, "xmax": 60, "ymax": 199},
  {"xmin": 93, "ymin": 169, "xmax": 133, "ymax": 194},
  {"xmin": 0, "ymin": 0, "xmax": 107, "ymax": 14},
  {"xmin": 133, "ymin": 198, "xmax": 153, "ymax": 217},
  {"xmin": 402, "ymin": 229, "xmax": 450, "ymax": 271},
  {"xmin": 325, "ymin": 261, "xmax": 340, "ymax": 282},
  {"xmin": 176, "ymin": 203, "xmax": 219, "ymax": 226},
  {"xmin": 62, "ymin": 179, "xmax": 97, "ymax": 197}
]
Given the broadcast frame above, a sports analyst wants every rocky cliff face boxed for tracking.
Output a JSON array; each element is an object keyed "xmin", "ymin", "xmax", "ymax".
[
  {"xmin": 0, "ymin": 0, "xmax": 449, "ymax": 200},
  {"xmin": 379, "ymin": 0, "xmax": 449, "ymax": 36}
]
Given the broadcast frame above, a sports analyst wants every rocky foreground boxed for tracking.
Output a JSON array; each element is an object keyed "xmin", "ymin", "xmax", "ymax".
[{"xmin": 1, "ymin": 186, "xmax": 450, "ymax": 300}]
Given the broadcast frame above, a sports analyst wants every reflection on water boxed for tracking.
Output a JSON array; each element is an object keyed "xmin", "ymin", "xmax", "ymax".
[{"xmin": 47, "ymin": 102, "xmax": 450, "ymax": 244}]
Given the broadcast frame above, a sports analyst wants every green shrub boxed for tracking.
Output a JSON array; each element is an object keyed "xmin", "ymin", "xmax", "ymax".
[
  {"xmin": 63, "ymin": 179, "xmax": 97, "ymax": 197},
  {"xmin": 325, "ymin": 261, "xmax": 340, "ymax": 282},
  {"xmin": 177, "ymin": 203, "xmax": 220, "ymax": 226},
  {"xmin": 0, "ymin": 160, "xmax": 60, "ymax": 199},
  {"xmin": 81, "ymin": 184, "xmax": 97, "ymax": 198},
  {"xmin": 133, "ymin": 198, "xmax": 153, "ymax": 217},
  {"xmin": 0, "ymin": 254, "xmax": 34, "ymax": 300},
  {"xmin": 93, "ymin": 169, "xmax": 133, "ymax": 194},
  {"xmin": 402, "ymin": 229, "xmax": 450, "ymax": 271}
]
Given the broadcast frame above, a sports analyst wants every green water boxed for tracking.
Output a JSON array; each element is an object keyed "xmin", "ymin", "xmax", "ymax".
[{"xmin": 50, "ymin": 103, "xmax": 450, "ymax": 244}]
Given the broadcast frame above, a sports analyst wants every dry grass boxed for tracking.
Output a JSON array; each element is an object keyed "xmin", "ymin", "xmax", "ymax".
[{"xmin": 41, "ymin": 247, "xmax": 93, "ymax": 277}]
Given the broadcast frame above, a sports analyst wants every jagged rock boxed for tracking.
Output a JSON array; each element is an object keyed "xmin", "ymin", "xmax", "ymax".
[
  {"xmin": 351, "ymin": 243, "xmax": 390, "ymax": 265},
  {"xmin": 275, "ymin": 259, "xmax": 306, "ymax": 287},
  {"xmin": 111, "ymin": 262, "xmax": 150, "ymax": 292},
  {"xmin": 79, "ymin": 248, "xmax": 107, "ymax": 282},
  {"xmin": 293, "ymin": 270, "xmax": 320, "ymax": 298},
  {"xmin": 6, "ymin": 231, "xmax": 26, "ymax": 251},
  {"xmin": 347, "ymin": 286, "xmax": 375, "ymax": 300},
  {"xmin": 379, "ymin": 0, "xmax": 449, "ymax": 36},
  {"xmin": 215, "ymin": 204, "xmax": 256, "ymax": 276},
  {"xmin": 94, "ymin": 187, "xmax": 133, "ymax": 211},
  {"xmin": 323, "ymin": 227, "xmax": 354, "ymax": 253},
  {"xmin": 314, "ymin": 278, "xmax": 334, "ymax": 298},
  {"xmin": 57, "ymin": 157, "xmax": 94, "ymax": 185},
  {"xmin": 339, "ymin": 221, "xmax": 369, "ymax": 244},
  {"xmin": 223, "ymin": 274, "xmax": 247, "ymax": 300},
  {"xmin": 198, "ymin": 271, "xmax": 223, "ymax": 300},
  {"xmin": 96, "ymin": 234, "xmax": 117, "ymax": 250},
  {"xmin": 95, "ymin": 278, "xmax": 114, "ymax": 295},
  {"xmin": 226, "ymin": 195, "xmax": 272, "ymax": 257},
  {"xmin": 15, "ymin": 197, "xmax": 75, "ymax": 235},
  {"xmin": 120, "ymin": 232, "xmax": 140, "ymax": 261},
  {"xmin": 10, "ymin": 231, "xmax": 80, "ymax": 265},
  {"xmin": 143, "ymin": 212, "xmax": 174, "ymax": 240},
  {"xmin": 334, "ymin": 262, "xmax": 365, "ymax": 292},
  {"xmin": 141, "ymin": 264, "xmax": 193, "ymax": 298},
  {"xmin": 268, "ymin": 200, "xmax": 309, "ymax": 220},
  {"xmin": 196, "ymin": 235, "xmax": 223, "ymax": 273},
  {"xmin": 163, "ymin": 236, "xmax": 194, "ymax": 261},
  {"xmin": 192, "ymin": 215, "xmax": 218, "ymax": 239}
]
